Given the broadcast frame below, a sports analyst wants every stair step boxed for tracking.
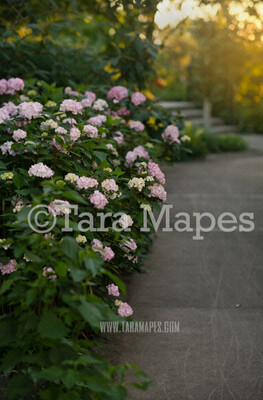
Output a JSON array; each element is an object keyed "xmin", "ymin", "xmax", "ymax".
[
  {"xmin": 181, "ymin": 109, "xmax": 203, "ymax": 118},
  {"xmin": 186, "ymin": 117, "xmax": 225, "ymax": 127},
  {"xmin": 159, "ymin": 101, "xmax": 195, "ymax": 110},
  {"xmin": 210, "ymin": 125, "xmax": 238, "ymax": 134},
  {"xmin": 159, "ymin": 101, "xmax": 239, "ymax": 133}
]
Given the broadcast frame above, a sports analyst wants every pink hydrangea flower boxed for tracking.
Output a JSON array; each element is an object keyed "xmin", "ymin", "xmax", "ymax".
[
  {"xmin": 93, "ymin": 99, "xmax": 108, "ymax": 111},
  {"xmin": 64, "ymin": 87, "xmax": 80, "ymax": 97},
  {"xmin": 84, "ymin": 91, "xmax": 96, "ymax": 103},
  {"xmin": 81, "ymin": 98, "xmax": 93, "ymax": 108},
  {"xmin": 107, "ymin": 86, "xmax": 129, "ymax": 101},
  {"xmin": 28, "ymin": 163, "xmax": 54, "ymax": 178},
  {"xmin": 83, "ymin": 124, "xmax": 98, "ymax": 138},
  {"xmin": 0, "ymin": 79, "xmax": 8, "ymax": 95},
  {"xmin": 101, "ymin": 179, "xmax": 118, "ymax": 192},
  {"xmin": 0, "ymin": 259, "xmax": 17, "ymax": 275},
  {"xmin": 162, "ymin": 125, "xmax": 180, "ymax": 144},
  {"xmin": 13, "ymin": 129, "xmax": 27, "ymax": 142},
  {"xmin": 113, "ymin": 131, "xmax": 125, "ymax": 145},
  {"xmin": 107, "ymin": 283, "xmax": 120, "ymax": 296},
  {"xmin": 3, "ymin": 102, "xmax": 17, "ymax": 116},
  {"xmin": 125, "ymin": 145, "xmax": 149, "ymax": 166},
  {"xmin": 62, "ymin": 118, "xmax": 77, "ymax": 125},
  {"xmin": 48, "ymin": 199, "xmax": 71, "ymax": 216},
  {"xmin": 0, "ymin": 108, "xmax": 10, "ymax": 123},
  {"xmin": 134, "ymin": 145, "xmax": 149, "ymax": 159},
  {"xmin": 148, "ymin": 161, "xmax": 165, "ymax": 184},
  {"xmin": 0, "ymin": 141, "xmax": 14, "ymax": 156},
  {"xmin": 119, "ymin": 214, "xmax": 133, "ymax": 229},
  {"xmin": 18, "ymin": 102, "xmax": 43, "ymax": 119},
  {"xmin": 52, "ymin": 137, "xmax": 65, "ymax": 152},
  {"xmin": 102, "ymin": 246, "xmax": 115, "ymax": 261},
  {"xmin": 76, "ymin": 177, "xmax": 98, "ymax": 190},
  {"xmin": 118, "ymin": 302, "xmax": 133, "ymax": 317},
  {"xmin": 92, "ymin": 162, "xmax": 98, "ymax": 168},
  {"xmin": 91, "ymin": 239, "xmax": 114, "ymax": 261},
  {"xmin": 60, "ymin": 99, "xmax": 82, "ymax": 115},
  {"xmin": 55, "ymin": 127, "xmax": 67, "ymax": 135},
  {"xmin": 87, "ymin": 116, "xmax": 103, "ymax": 127},
  {"xmin": 43, "ymin": 266, "xmax": 57, "ymax": 279},
  {"xmin": 124, "ymin": 254, "xmax": 138, "ymax": 263},
  {"xmin": 7, "ymin": 78, "xmax": 24, "ymax": 94},
  {"xmin": 148, "ymin": 183, "xmax": 167, "ymax": 202},
  {"xmin": 125, "ymin": 150, "xmax": 138, "ymax": 167},
  {"xmin": 122, "ymin": 238, "xmax": 137, "ymax": 252},
  {"xmin": 89, "ymin": 190, "xmax": 108, "ymax": 209},
  {"xmin": 131, "ymin": 92, "xmax": 146, "ymax": 106},
  {"xmin": 112, "ymin": 107, "xmax": 130, "ymax": 116},
  {"xmin": 128, "ymin": 120, "xmax": 145, "ymax": 132},
  {"xmin": 70, "ymin": 126, "xmax": 81, "ymax": 141},
  {"xmin": 91, "ymin": 238, "xmax": 103, "ymax": 251}
]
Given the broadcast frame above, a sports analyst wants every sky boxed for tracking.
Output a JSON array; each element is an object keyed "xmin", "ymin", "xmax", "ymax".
[
  {"xmin": 154, "ymin": 0, "xmax": 263, "ymax": 30},
  {"xmin": 154, "ymin": 0, "xmax": 219, "ymax": 29}
]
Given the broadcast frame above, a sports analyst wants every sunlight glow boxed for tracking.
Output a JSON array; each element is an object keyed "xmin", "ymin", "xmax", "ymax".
[{"xmin": 155, "ymin": 0, "xmax": 263, "ymax": 30}]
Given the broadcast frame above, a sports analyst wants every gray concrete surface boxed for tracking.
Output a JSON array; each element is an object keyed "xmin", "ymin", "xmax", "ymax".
[{"xmin": 108, "ymin": 142, "xmax": 263, "ymax": 399}]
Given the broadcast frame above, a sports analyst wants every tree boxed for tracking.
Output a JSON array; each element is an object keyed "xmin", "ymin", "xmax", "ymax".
[{"xmin": 0, "ymin": 0, "xmax": 161, "ymax": 88}]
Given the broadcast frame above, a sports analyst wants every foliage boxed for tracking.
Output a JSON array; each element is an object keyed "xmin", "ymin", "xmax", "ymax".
[
  {"xmin": 179, "ymin": 123, "xmax": 248, "ymax": 159},
  {"xmin": 0, "ymin": 79, "xmax": 190, "ymax": 399},
  {"xmin": 0, "ymin": 0, "xmax": 160, "ymax": 88},
  {"xmin": 153, "ymin": 0, "xmax": 263, "ymax": 132}
]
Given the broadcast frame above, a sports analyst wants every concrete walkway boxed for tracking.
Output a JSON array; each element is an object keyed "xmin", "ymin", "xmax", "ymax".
[{"xmin": 110, "ymin": 139, "xmax": 263, "ymax": 399}]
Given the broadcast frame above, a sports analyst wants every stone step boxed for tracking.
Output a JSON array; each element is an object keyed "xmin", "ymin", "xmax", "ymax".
[
  {"xmin": 186, "ymin": 117, "xmax": 224, "ymax": 127},
  {"xmin": 210, "ymin": 125, "xmax": 238, "ymax": 134},
  {"xmin": 159, "ymin": 101, "xmax": 195, "ymax": 110},
  {"xmin": 159, "ymin": 101, "xmax": 239, "ymax": 133},
  {"xmin": 173, "ymin": 109, "xmax": 203, "ymax": 118}
]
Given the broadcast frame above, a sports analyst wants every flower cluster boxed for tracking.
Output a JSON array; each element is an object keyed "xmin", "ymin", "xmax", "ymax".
[
  {"xmin": 28, "ymin": 163, "xmax": 54, "ymax": 178},
  {"xmin": 162, "ymin": 125, "xmax": 180, "ymax": 144},
  {"xmin": 18, "ymin": 102, "xmax": 43, "ymax": 119},
  {"xmin": 0, "ymin": 259, "xmax": 17, "ymax": 275},
  {"xmin": 60, "ymin": 99, "xmax": 83, "ymax": 115},
  {"xmin": 89, "ymin": 190, "xmax": 108, "ymax": 209},
  {"xmin": 91, "ymin": 239, "xmax": 115, "ymax": 261},
  {"xmin": 0, "ymin": 78, "xmax": 24, "ymax": 95}
]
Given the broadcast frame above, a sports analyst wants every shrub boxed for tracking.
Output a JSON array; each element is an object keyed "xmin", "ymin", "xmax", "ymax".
[
  {"xmin": 0, "ymin": 0, "xmax": 160, "ymax": 88},
  {"xmin": 0, "ymin": 79, "xmax": 188, "ymax": 399},
  {"xmin": 178, "ymin": 123, "xmax": 248, "ymax": 159}
]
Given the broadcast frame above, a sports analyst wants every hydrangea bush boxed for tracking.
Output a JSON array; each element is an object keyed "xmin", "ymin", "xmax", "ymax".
[{"xmin": 0, "ymin": 79, "xmax": 190, "ymax": 399}]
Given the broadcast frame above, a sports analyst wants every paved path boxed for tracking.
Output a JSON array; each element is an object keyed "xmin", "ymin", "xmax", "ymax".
[{"xmin": 109, "ymin": 140, "xmax": 263, "ymax": 399}]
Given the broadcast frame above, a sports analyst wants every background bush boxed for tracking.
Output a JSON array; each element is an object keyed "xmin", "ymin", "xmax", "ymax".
[{"xmin": 0, "ymin": 0, "xmax": 159, "ymax": 88}]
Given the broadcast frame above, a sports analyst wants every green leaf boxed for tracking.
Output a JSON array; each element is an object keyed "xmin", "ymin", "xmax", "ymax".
[
  {"xmin": 0, "ymin": 348, "xmax": 23, "ymax": 372},
  {"xmin": 94, "ymin": 151, "xmax": 107, "ymax": 162},
  {"xmin": 69, "ymin": 267, "xmax": 89, "ymax": 282},
  {"xmin": 63, "ymin": 190, "xmax": 88, "ymax": 205},
  {"xmin": 7, "ymin": 374, "xmax": 33, "ymax": 399},
  {"xmin": 13, "ymin": 172, "xmax": 25, "ymax": 189},
  {"xmin": 61, "ymin": 370, "xmax": 77, "ymax": 390},
  {"xmin": 0, "ymin": 319, "xmax": 17, "ymax": 347},
  {"xmin": 61, "ymin": 236, "xmax": 79, "ymax": 262},
  {"xmin": 55, "ymin": 262, "xmax": 68, "ymax": 278},
  {"xmin": 0, "ymin": 160, "xmax": 6, "ymax": 169},
  {"xmin": 0, "ymin": 279, "xmax": 13, "ymax": 295},
  {"xmin": 84, "ymin": 255, "xmax": 104, "ymax": 277},
  {"xmin": 38, "ymin": 310, "xmax": 68, "ymax": 340},
  {"xmin": 101, "ymin": 269, "xmax": 126, "ymax": 295},
  {"xmin": 78, "ymin": 299, "xmax": 119, "ymax": 330}
]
